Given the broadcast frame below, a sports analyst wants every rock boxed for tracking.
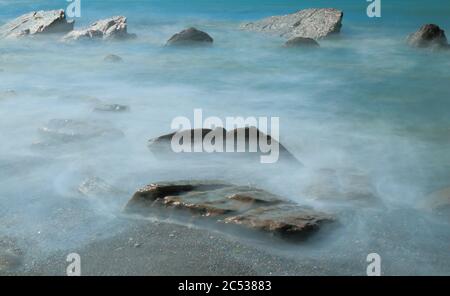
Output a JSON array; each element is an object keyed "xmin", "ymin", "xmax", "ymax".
[
  {"xmin": 241, "ymin": 8, "xmax": 343, "ymax": 40},
  {"xmin": 63, "ymin": 16, "xmax": 135, "ymax": 41},
  {"xmin": 103, "ymin": 54, "xmax": 123, "ymax": 63},
  {"xmin": 284, "ymin": 37, "xmax": 319, "ymax": 48},
  {"xmin": 420, "ymin": 187, "xmax": 450, "ymax": 217},
  {"xmin": 303, "ymin": 169, "xmax": 380, "ymax": 207},
  {"xmin": 94, "ymin": 103, "xmax": 129, "ymax": 112},
  {"xmin": 147, "ymin": 127, "xmax": 301, "ymax": 166},
  {"xmin": 124, "ymin": 180, "xmax": 333, "ymax": 239},
  {"xmin": 166, "ymin": 27, "xmax": 213, "ymax": 46},
  {"xmin": 407, "ymin": 24, "xmax": 448, "ymax": 49},
  {"xmin": 34, "ymin": 119, "xmax": 123, "ymax": 146},
  {"xmin": 0, "ymin": 237, "xmax": 23, "ymax": 273},
  {"xmin": 0, "ymin": 9, "xmax": 74, "ymax": 38},
  {"xmin": 78, "ymin": 176, "xmax": 123, "ymax": 198},
  {"xmin": 0, "ymin": 90, "xmax": 17, "ymax": 99}
]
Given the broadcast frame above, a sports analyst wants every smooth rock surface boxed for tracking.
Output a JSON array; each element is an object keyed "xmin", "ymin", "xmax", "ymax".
[
  {"xmin": 166, "ymin": 27, "xmax": 213, "ymax": 46},
  {"xmin": 63, "ymin": 16, "xmax": 135, "ymax": 41},
  {"xmin": 241, "ymin": 8, "xmax": 343, "ymax": 40},
  {"xmin": 407, "ymin": 24, "xmax": 448, "ymax": 49},
  {"xmin": 125, "ymin": 180, "xmax": 333, "ymax": 239},
  {"xmin": 0, "ymin": 10, "xmax": 74, "ymax": 38}
]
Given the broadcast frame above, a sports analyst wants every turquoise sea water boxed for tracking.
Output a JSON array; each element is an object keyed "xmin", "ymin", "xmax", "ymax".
[{"xmin": 0, "ymin": 0, "xmax": 449, "ymax": 274}]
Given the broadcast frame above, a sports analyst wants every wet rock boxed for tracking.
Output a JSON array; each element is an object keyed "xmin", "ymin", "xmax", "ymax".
[
  {"xmin": 0, "ymin": 9, "xmax": 74, "ymax": 39},
  {"xmin": 103, "ymin": 54, "xmax": 123, "ymax": 63},
  {"xmin": 241, "ymin": 8, "xmax": 343, "ymax": 40},
  {"xmin": 78, "ymin": 176, "xmax": 123, "ymax": 198},
  {"xmin": 34, "ymin": 119, "xmax": 123, "ymax": 146},
  {"xmin": 284, "ymin": 37, "xmax": 319, "ymax": 48},
  {"xmin": 0, "ymin": 237, "xmax": 23, "ymax": 273},
  {"xmin": 0, "ymin": 90, "xmax": 17, "ymax": 99},
  {"xmin": 147, "ymin": 127, "xmax": 301, "ymax": 166},
  {"xmin": 166, "ymin": 27, "xmax": 213, "ymax": 46},
  {"xmin": 94, "ymin": 103, "xmax": 129, "ymax": 112},
  {"xmin": 420, "ymin": 187, "xmax": 450, "ymax": 217},
  {"xmin": 124, "ymin": 180, "xmax": 333, "ymax": 239},
  {"xmin": 407, "ymin": 24, "xmax": 448, "ymax": 49},
  {"xmin": 303, "ymin": 169, "xmax": 380, "ymax": 207},
  {"xmin": 63, "ymin": 16, "xmax": 135, "ymax": 41}
]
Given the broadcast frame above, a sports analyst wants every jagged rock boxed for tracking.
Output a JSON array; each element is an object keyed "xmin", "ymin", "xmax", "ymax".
[
  {"xmin": 94, "ymin": 103, "xmax": 129, "ymax": 112},
  {"xmin": 407, "ymin": 24, "xmax": 449, "ymax": 49},
  {"xmin": 166, "ymin": 27, "xmax": 213, "ymax": 46},
  {"xmin": 63, "ymin": 16, "xmax": 135, "ymax": 41},
  {"xmin": 147, "ymin": 127, "xmax": 301, "ymax": 166},
  {"xmin": 284, "ymin": 37, "xmax": 320, "ymax": 48},
  {"xmin": 124, "ymin": 180, "xmax": 333, "ymax": 239},
  {"xmin": 0, "ymin": 10, "xmax": 74, "ymax": 38},
  {"xmin": 241, "ymin": 8, "xmax": 343, "ymax": 40},
  {"xmin": 34, "ymin": 119, "xmax": 123, "ymax": 147},
  {"xmin": 103, "ymin": 54, "xmax": 123, "ymax": 63},
  {"xmin": 303, "ymin": 169, "xmax": 380, "ymax": 207},
  {"xmin": 420, "ymin": 187, "xmax": 450, "ymax": 217}
]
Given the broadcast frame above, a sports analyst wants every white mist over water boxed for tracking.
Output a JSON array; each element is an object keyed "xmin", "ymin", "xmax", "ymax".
[{"xmin": 0, "ymin": 0, "xmax": 449, "ymax": 275}]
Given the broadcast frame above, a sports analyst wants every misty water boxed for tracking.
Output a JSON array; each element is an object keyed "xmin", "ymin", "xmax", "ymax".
[{"xmin": 0, "ymin": 0, "xmax": 449, "ymax": 275}]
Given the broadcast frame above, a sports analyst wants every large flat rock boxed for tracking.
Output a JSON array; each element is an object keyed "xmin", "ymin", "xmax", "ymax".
[
  {"xmin": 0, "ymin": 10, "xmax": 74, "ymax": 39},
  {"xmin": 124, "ymin": 180, "xmax": 334, "ymax": 239},
  {"xmin": 241, "ymin": 8, "xmax": 343, "ymax": 40}
]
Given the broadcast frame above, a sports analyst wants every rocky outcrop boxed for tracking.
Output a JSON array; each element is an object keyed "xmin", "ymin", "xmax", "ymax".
[
  {"xmin": 241, "ymin": 8, "xmax": 343, "ymax": 40},
  {"xmin": 124, "ymin": 180, "xmax": 334, "ymax": 239},
  {"xmin": 284, "ymin": 37, "xmax": 320, "ymax": 48},
  {"xmin": 166, "ymin": 27, "xmax": 213, "ymax": 46},
  {"xmin": 63, "ymin": 16, "xmax": 135, "ymax": 41},
  {"xmin": 407, "ymin": 24, "xmax": 448, "ymax": 49},
  {"xmin": 0, "ymin": 9, "xmax": 74, "ymax": 38},
  {"xmin": 147, "ymin": 127, "xmax": 302, "ymax": 166}
]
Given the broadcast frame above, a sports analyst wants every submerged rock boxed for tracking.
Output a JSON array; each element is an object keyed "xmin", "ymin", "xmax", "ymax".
[
  {"xmin": 94, "ymin": 103, "xmax": 129, "ymax": 112},
  {"xmin": 63, "ymin": 16, "xmax": 135, "ymax": 41},
  {"xmin": 303, "ymin": 169, "xmax": 380, "ymax": 207},
  {"xmin": 241, "ymin": 8, "xmax": 343, "ymax": 40},
  {"xmin": 34, "ymin": 119, "xmax": 123, "ymax": 147},
  {"xmin": 124, "ymin": 180, "xmax": 333, "ymax": 239},
  {"xmin": 0, "ymin": 237, "xmax": 23, "ymax": 273},
  {"xmin": 407, "ymin": 24, "xmax": 448, "ymax": 49},
  {"xmin": 284, "ymin": 37, "xmax": 320, "ymax": 48},
  {"xmin": 147, "ymin": 127, "xmax": 301, "ymax": 166},
  {"xmin": 166, "ymin": 27, "xmax": 213, "ymax": 46},
  {"xmin": 420, "ymin": 187, "xmax": 450, "ymax": 217},
  {"xmin": 103, "ymin": 54, "xmax": 123, "ymax": 63},
  {"xmin": 0, "ymin": 9, "xmax": 74, "ymax": 38},
  {"xmin": 0, "ymin": 90, "xmax": 17, "ymax": 99},
  {"xmin": 78, "ymin": 176, "xmax": 123, "ymax": 199}
]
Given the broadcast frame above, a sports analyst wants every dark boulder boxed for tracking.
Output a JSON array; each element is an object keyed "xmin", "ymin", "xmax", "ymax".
[
  {"xmin": 407, "ymin": 24, "xmax": 448, "ymax": 49},
  {"xmin": 166, "ymin": 27, "xmax": 213, "ymax": 46}
]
